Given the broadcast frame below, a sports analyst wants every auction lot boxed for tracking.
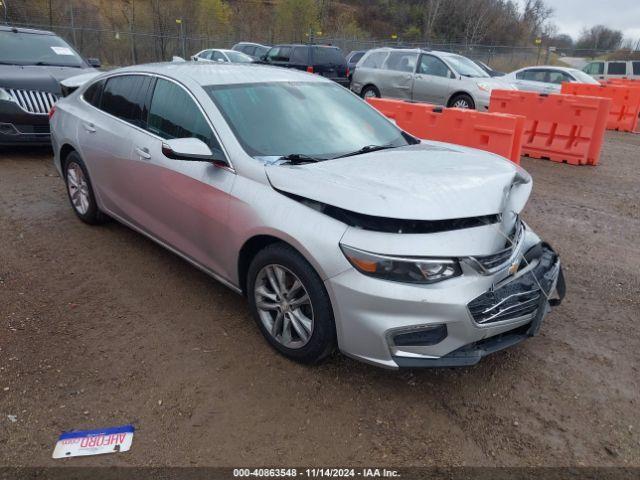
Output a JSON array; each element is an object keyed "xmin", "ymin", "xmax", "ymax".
[{"xmin": 1, "ymin": 133, "xmax": 639, "ymax": 467}]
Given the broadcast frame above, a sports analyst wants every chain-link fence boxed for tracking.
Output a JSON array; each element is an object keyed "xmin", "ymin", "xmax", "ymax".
[{"xmin": 2, "ymin": 0, "xmax": 622, "ymax": 70}]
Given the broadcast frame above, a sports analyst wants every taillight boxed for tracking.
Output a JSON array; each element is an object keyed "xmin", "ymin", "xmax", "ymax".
[
  {"xmin": 307, "ymin": 66, "xmax": 314, "ymax": 74},
  {"xmin": 346, "ymin": 67, "xmax": 350, "ymax": 78},
  {"xmin": 48, "ymin": 105, "xmax": 56, "ymax": 120}
]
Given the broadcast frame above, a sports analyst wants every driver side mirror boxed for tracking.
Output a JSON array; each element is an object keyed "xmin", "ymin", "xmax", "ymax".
[
  {"xmin": 162, "ymin": 138, "xmax": 227, "ymax": 166},
  {"xmin": 87, "ymin": 58, "xmax": 101, "ymax": 68}
]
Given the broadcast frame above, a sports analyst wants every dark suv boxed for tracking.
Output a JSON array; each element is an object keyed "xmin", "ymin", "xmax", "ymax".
[
  {"xmin": 260, "ymin": 44, "xmax": 349, "ymax": 87},
  {"xmin": 0, "ymin": 26, "xmax": 98, "ymax": 146}
]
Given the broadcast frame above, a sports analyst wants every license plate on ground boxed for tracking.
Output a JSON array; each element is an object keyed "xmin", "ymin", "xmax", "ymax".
[{"xmin": 52, "ymin": 424, "xmax": 134, "ymax": 458}]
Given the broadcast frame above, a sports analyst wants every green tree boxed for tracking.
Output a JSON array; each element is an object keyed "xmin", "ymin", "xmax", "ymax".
[{"xmin": 275, "ymin": 0, "xmax": 320, "ymax": 43}]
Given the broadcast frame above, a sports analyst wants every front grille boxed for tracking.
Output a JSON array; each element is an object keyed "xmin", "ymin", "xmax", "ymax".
[
  {"xmin": 470, "ymin": 220, "xmax": 524, "ymax": 273},
  {"xmin": 468, "ymin": 289, "xmax": 541, "ymax": 324},
  {"xmin": 7, "ymin": 89, "xmax": 58, "ymax": 115},
  {"xmin": 467, "ymin": 244, "xmax": 561, "ymax": 325}
]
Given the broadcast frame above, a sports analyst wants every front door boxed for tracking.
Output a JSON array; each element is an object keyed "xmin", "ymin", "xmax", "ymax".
[
  {"xmin": 412, "ymin": 54, "xmax": 455, "ymax": 104},
  {"xmin": 126, "ymin": 77, "xmax": 236, "ymax": 276}
]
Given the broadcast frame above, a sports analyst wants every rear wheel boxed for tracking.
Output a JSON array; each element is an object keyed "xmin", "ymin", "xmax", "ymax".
[
  {"xmin": 449, "ymin": 93, "xmax": 475, "ymax": 109},
  {"xmin": 361, "ymin": 85, "xmax": 381, "ymax": 99},
  {"xmin": 247, "ymin": 243, "xmax": 337, "ymax": 364},
  {"xmin": 63, "ymin": 151, "xmax": 107, "ymax": 225}
]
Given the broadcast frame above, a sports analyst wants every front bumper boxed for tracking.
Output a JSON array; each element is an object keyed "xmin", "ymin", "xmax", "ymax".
[
  {"xmin": 326, "ymin": 240, "xmax": 564, "ymax": 369},
  {"xmin": 0, "ymin": 102, "xmax": 51, "ymax": 145}
]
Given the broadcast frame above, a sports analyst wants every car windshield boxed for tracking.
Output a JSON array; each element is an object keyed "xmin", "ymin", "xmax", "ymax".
[
  {"xmin": 0, "ymin": 31, "xmax": 85, "ymax": 67},
  {"xmin": 569, "ymin": 69, "xmax": 600, "ymax": 84},
  {"xmin": 205, "ymin": 82, "xmax": 409, "ymax": 159},
  {"xmin": 226, "ymin": 51, "xmax": 254, "ymax": 63},
  {"xmin": 444, "ymin": 54, "xmax": 489, "ymax": 78}
]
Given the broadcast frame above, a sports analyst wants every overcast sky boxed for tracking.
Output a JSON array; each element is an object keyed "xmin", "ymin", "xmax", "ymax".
[{"xmin": 517, "ymin": 0, "xmax": 640, "ymax": 41}]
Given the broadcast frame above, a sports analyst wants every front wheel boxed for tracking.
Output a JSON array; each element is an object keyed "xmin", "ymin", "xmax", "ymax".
[
  {"xmin": 247, "ymin": 243, "xmax": 337, "ymax": 364},
  {"xmin": 361, "ymin": 85, "xmax": 381, "ymax": 99},
  {"xmin": 449, "ymin": 93, "xmax": 475, "ymax": 109}
]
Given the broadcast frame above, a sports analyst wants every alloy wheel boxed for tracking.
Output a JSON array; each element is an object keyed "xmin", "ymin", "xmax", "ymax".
[
  {"xmin": 453, "ymin": 98, "xmax": 470, "ymax": 108},
  {"xmin": 66, "ymin": 162, "xmax": 90, "ymax": 215},
  {"xmin": 254, "ymin": 264, "xmax": 314, "ymax": 349}
]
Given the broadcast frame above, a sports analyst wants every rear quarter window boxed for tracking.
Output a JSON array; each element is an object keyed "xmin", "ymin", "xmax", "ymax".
[
  {"xmin": 633, "ymin": 62, "xmax": 640, "ymax": 75},
  {"xmin": 290, "ymin": 47, "xmax": 309, "ymax": 64},
  {"xmin": 83, "ymin": 80, "xmax": 105, "ymax": 108},
  {"xmin": 313, "ymin": 47, "xmax": 345, "ymax": 65}
]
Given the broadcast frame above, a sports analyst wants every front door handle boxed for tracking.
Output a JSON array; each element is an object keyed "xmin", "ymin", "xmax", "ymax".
[
  {"xmin": 83, "ymin": 122, "xmax": 96, "ymax": 133},
  {"xmin": 135, "ymin": 147, "xmax": 151, "ymax": 160}
]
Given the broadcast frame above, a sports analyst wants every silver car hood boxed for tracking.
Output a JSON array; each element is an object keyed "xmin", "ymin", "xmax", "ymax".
[{"xmin": 265, "ymin": 143, "xmax": 532, "ymax": 221}]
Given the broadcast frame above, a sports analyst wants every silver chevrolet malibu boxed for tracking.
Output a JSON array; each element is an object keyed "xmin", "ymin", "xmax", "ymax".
[{"xmin": 50, "ymin": 63, "xmax": 565, "ymax": 369}]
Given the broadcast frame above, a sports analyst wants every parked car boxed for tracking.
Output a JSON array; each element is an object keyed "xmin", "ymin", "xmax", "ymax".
[
  {"xmin": 503, "ymin": 66, "xmax": 600, "ymax": 94},
  {"xmin": 49, "ymin": 62, "xmax": 564, "ymax": 368},
  {"xmin": 191, "ymin": 49, "xmax": 254, "ymax": 64},
  {"xmin": 260, "ymin": 44, "xmax": 350, "ymax": 87},
  {"xmin": 473, "ymin": 60, "xmax": 504, "ymax": 77},
  {"xmin": 351, "ymin": 48, "xmax": 516, "ymax": 110},
  {"xmin": 583, "ymin": 60, "xmax": 640, "ymax": 81},
  {"xmin": 232, "ymin": 42, "xmax": 271, "ymax": 60},
  {"xmin": 0, "ymin": 25, "xmax": 99, "ymax": 146},
  {"xmin": 346, "ymin": 50, "xmax": 367, "ymax": 82}
]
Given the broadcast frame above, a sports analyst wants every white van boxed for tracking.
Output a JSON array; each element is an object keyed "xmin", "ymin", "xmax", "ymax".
[{"xmin": 582, "ymin": 60, "xmax": 640, "ymax": 81}]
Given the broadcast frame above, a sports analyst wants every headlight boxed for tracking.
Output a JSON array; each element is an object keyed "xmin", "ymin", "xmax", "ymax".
[
  {"xmin": 340, "ymin": 245, "xmax": 462, "ymax": 284},
  {"xmin": 0, "ymin": 88, "xmax": 16, "ymax": 102},
  {"xmin": 476, "ymin": 82, "xmax": 493, "ymax": 92}
]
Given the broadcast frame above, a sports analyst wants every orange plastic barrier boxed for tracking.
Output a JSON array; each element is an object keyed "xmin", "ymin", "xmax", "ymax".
[
  {"xmin": 561, "ymin": 83, "xmax": 640, "ymax": 133},
  {"xmin": 489, "ymin": 90, "xmax": 611, "ymax": 166},
  {"xmin": 367, "ymin": 98, "xmax": 525, "ymax": 164}
]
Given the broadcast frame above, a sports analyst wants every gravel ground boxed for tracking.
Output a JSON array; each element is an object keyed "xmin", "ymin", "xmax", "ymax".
[{"xmin": 1, "ymin": 132, "xmax": 639, "ymax": 468}]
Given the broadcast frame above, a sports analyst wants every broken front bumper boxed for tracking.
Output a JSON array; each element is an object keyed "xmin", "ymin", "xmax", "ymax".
[{"xmin": 327, "ymin": 240, "xmax": 565, "ymax": 369}]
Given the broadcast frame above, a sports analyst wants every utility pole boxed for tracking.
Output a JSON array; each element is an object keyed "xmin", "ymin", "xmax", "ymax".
[
  {"xmin": 49, "ymin": 0, "xmax": 52, "ymax": 28},
  {"xmin": 130, "ymin": 0, "xmax": 137, "ymax": 64},
  {"xmin": 176, "ymin": 19, "xmax": 185, "ymax": 59},
  {"xmin": 1, "ymin": 0, "xmax": 8, "ymax": 24},
  {"xmin": 69, "ymin": 1, "xmax": 77, "ymax": 46}
]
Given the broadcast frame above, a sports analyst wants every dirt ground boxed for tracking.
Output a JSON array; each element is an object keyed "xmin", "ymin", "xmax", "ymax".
[{"xmin": 1, "ymin": 132, "xmax": 639, "ymax": 468}]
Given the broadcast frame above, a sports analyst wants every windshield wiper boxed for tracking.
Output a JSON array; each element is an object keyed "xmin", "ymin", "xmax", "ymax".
[
  {"xmin": 279, "ymin": 153, "xmax": 324, "ymax": 165},
  {"xmin": 33, "ymin": 62, "xmax": 81, "ymax": 68},
  {"xmin": 333, "ymin": 144, "xmax": 398, "ymax": 159}
]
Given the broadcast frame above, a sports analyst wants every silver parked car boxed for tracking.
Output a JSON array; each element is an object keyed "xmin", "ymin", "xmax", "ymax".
[
  {"xmin": 503, "ymin": 66, "xmax": 600, "ymax": 94},
  {"xmin": 351, "ymin": 48, "xmax": 516, "ymax": 110},
  {"xmin": 49, "ymin": 63, "xmax": 565, "ymax": 369},
  {"xmin": 191, "ymin": 49, "xmax": 254, "ymax": 64}
]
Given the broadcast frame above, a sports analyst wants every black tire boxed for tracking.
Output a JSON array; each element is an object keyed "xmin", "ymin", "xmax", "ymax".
[
  {"xmin": 62, "ymin": 151, "xmax": 107, "ymax": 225},
  {"xmin": 247, "ymin": 243, "xmax": 337, "ymax": 364},
  {"xmin": 448, "ymin": 93, "xmax": 475, "ymax": 109},
  {"xmin": 360, "ymin": 84, "xmax": 381, "ymax": 99}
]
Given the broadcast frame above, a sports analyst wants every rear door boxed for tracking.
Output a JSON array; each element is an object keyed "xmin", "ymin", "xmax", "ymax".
[
  {"xmin": 412, "ymin": 54, "xmax": 454, "ymax": 104},
  {"xmin": 125, "ymin": 77, "xmax": 235, "ymax": 275},
  {"xmin": 77, "ymin": 74, "xmax": 151, "ymax": 218},
  {"xmin": 289, "ymin": 46, "xmax": 310, "ymax": 72},
  {"xmin": 375, "ymin": 50, "xmax": 417, "ymax": 99}
]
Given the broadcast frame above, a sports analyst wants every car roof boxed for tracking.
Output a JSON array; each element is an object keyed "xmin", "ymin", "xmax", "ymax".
[
  {"xmin": 274, "ymin": 44, "xmax": 340, "ymax": 49},
  {"xmin": 518, "ymin": 65, "xmax": 573, "ymax": 72},
  {"xmin": 0, "ymin": 25, "xmax": 56, "ymax": 35},
  {"xmin": 113, "ymin": 62, "xmax": 329, "ymax": 87},
  {"xmin": 235, "ymin": 42, "xmax": 268, "ymax": 47}
]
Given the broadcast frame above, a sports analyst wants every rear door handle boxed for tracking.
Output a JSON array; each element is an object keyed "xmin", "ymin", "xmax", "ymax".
[
  {"xmin": 83, "ymin": 122, "xmax": 96, "ymax": 133},
  {"xmin": 135, "ymin": 147, "xmax": 151, "ymax": 160}
]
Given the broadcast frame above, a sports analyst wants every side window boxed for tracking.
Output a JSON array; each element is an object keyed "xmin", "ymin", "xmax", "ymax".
[
  {"xmin": 350, "ymin": 51, "xmax": 364, "ymax": 64},
  {"xmin": 147, "ymin": 78, "xmax": 223, "ymax": 156},
  {"xmin": 200, "ymin": 51, "xmax": 212, "ymax": 60},
  {"xmin": 634, "ymin": 62, "xmax": 640, "ymax": 76},
  {"xmin": 361, "ymin": 51, "xmax": 388, "ymax": 69},
  {"xmin": 210, "ymin": 51, "xmax": 224, "ymax": 62},
  {"xmin": 547, "ymin": 71, "xmax": 572, "ymax": 84},
  {"xmin": 417, "ymin": 55, "xmax": 451, "ymax": 78},
  {"xmin": 244, "ymin": 46, "xmax": 256, "ymax": 56},
  {"xmin": 584, "ymin": 62, "xmax": 604, "ymax": 75},
  {"xmin": 101, "ymin": 75, "xmax": 154, "ymax": 128},
  {"xmin": 277, "ymin": 46, "xmax": 292, "ymax": 62},
  {"xmin": 607, "ymin": 62, "xmax": 627, "ymax": 75},
  {"xmin": 384, "ymin": 51, "xmax": 418, "ymax": 72},
  {"xmin": 83, "ymin": 79, "xmax": 105, "ymax": 108},
  {"xmin": 522, "ymin": 69, "xmax": 546, "ymax": 82},
  {"xmin": 290, "ymin": 47, "xmax": 309, "ymax": 64}
]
